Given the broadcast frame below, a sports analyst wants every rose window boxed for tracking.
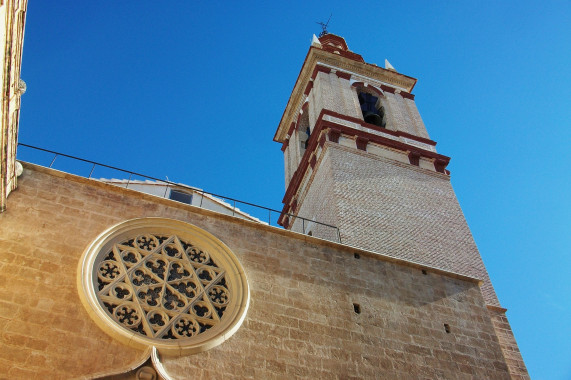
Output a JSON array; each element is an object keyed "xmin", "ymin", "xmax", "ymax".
[{"xmin": 78, "ymin": 218, "xmax": 249, "ymax": 354}]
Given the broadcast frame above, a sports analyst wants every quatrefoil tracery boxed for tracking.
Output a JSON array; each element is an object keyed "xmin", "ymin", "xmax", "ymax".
[{"xmin": 96, "ymin": 234, "xmax": 229, "ymax": 340}]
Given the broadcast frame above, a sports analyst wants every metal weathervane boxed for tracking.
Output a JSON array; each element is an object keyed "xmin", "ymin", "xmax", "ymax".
[{"xmin": 316, "ymin": 14, "xmax": 332, "ymax": 37}]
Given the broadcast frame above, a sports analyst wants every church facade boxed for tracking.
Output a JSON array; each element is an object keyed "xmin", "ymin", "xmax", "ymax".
[{"xmin": 0, "ymin": 2, "xmax": 528, "ymax": 378}]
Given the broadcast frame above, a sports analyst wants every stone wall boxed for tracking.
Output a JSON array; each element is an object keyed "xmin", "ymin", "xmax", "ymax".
[
  {"xmin": 0, "ymin": 164, "xmax": 512, "ymax": 379},
  {"xmin": 488, "ymin": 308, "xmax": 530, "ymax": 380}
]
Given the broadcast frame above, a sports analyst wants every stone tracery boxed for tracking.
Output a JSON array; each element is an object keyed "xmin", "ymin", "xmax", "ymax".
[{"xmin": 96, "ymin": 234, "xmax": 230, "ymax": 341}]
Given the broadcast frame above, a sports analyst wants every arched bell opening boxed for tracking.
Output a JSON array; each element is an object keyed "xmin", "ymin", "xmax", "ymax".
[
  {"xmin": 297, "ymin": 108, "xmax": 311, "ymax": 153},
  {"xmin": 357, "ymin": 91, "xmax": 386, "ymax": 128}
]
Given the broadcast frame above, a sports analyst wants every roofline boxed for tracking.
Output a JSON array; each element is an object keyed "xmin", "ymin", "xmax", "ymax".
[{"xmin": 98, "ymin": 179, "xmax": 264, "ymax": 224}]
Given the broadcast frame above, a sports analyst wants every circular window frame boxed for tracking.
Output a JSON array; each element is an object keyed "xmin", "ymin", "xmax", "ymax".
[{"xmin": 77, "ymin": 218, "xmax": 249, "ymax": 355}]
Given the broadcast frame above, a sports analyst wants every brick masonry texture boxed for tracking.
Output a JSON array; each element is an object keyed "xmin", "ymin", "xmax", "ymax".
[
  {"xmin": 294, "ymin": 142, "xmax": 530, "ymax": 379},
  {"xmin": 308, "ymin": 72, "xmax": 361, "ymax": 129},
  {"xmin": 290, "ymin": 151, "xmax": 341, "ymax": 242},
  {"xmin": 0, "ymin": 165, "xmax": 513, "ymax": 379},
  {"xmin": 301, "ymin": 142, "xmax": 501, "ymax": 307},
  {"xmin": 304, "ymin": 72, "xmax": 430, "ymax": 142}
]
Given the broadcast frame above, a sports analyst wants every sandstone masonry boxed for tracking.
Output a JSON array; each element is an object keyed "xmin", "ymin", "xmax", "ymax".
[{"xmin": 0, "ymin": 164, "xmax": 513, "ymax": 379}]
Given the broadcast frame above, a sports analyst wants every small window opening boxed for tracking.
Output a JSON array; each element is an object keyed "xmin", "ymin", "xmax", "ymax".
[
  {"xmin": 354, "ymin": 253, "xmax": 360, "ymax": 259},
  {"xmin": 421, "ymin": 269, "xmax": 427, "ymax": 275},
  {"xmin": 358, "ymin": 92, "xmax": 386, "ymax": 128},
  {"xmin": 169, "ymin": 190, "xmax": 193, "ymax": 205},
  {"xmin": 303, "ymin": 126, "xmax": 311, "ymax": 149},
  {"xmin": 353, "ymin": 303, "xmax": 361, "ymax": 314},
  {"xmin": 444, "ymin": 324, "xmax": 451, "ymax": 333},
  {"xmin": 297, "ymin": 111, "xmax": 310, "ymax": 153}
]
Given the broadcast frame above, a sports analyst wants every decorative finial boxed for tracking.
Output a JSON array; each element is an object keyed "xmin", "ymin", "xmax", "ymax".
[
  {"xmin": 311, "ymin": 34, "xmax": 322, "ymax": 48},
  {"xmin": 316, "ymin": 14, "xmax": 332, "ymax": 37},
  {"xmin": 385, "ymin": 59, "xmax": 397, "ymax": 72}
]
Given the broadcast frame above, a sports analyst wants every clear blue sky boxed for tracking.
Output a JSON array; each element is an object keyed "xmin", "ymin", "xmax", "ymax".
[{"xmin": 17, "ymin": 1, "xmax": 570, "ymax": 378}]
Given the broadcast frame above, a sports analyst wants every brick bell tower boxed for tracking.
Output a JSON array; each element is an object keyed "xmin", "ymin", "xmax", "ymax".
[{"xmin": 275, "ymin": 33, "xmax": 528, "ymax": 378}]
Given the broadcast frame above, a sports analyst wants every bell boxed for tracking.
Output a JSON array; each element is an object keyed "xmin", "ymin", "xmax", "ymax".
[{"xmin": 364, "ymin": 112, "xmax": 383, "ymax": 126}]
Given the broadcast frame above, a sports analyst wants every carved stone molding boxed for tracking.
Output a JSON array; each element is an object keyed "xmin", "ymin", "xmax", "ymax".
[{"xmin": 92, "ymin": 346, "xmax": 173, "ymax": 380}]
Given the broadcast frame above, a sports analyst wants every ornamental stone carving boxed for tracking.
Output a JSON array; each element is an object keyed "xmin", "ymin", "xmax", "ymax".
[{"xmin": 78, "ymin": 218, "xmax": 249, "ymax": 355}]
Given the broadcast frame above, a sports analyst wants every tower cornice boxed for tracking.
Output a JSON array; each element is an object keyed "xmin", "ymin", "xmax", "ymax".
[
  {"xmin": 277, "ymin": 108, "xmax": 450, "ymax": 226},
  {"xmin": 274, "ymin": 46, "xmax": 418, "ymax": 143}
]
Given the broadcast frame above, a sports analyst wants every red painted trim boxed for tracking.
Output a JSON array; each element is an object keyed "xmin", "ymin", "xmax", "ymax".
[
  {"xmin": 281, "ymin": 138, "xmax": 289, "ymax": 152},
  {"xmin": 322, "ymin": 109, "xmax": 437, "ymax": 146},
  {"xmin": 310, "ymin": 155, "xmax": 317, "ymax": 169},
  {"xmin": 338, "ymin": 50, "xmax": 364, "ymax": 63},
  {"xmin": 311, "ymin": 65, "xmax": 331, "ymax": 80},
  {"xmin": 304, "ymin": 81, "xmax": 313, "ymax": 95},
  {"xmin": 278, "ymin": 108, "xmax": 450, "ymax": 225},
  {"xmin": 318, "ymin": 34, "xmax": 364, "ymax": 63},
  {"xmin": 352, "ymin": 82, "xmax": 417, "ymax": 102},
  {"xmin": 321, "ymin": 47, "xmax": 365, "ymax": 62},
  {"xmin": 318, "ymin": 34, "xmax": 349, "ymax": 51},
  {"xmin": 399, "ymin": 91, "xmax": 415, "ymax": 100},
  {"xmin": 286, "ymin": 122, "xmax": 296, "ymax": 139},
  {"xmin": 408, "ymin": 151, "xmax": 420, "ymax": 166},
  {"xmin": 335, "ymin": 71, "xmax": 351, "ymax": 80},
  {"xmin": 328, "ymin": 128, "xmax": 341, "ymax": 143},
  {"xmin": 352, "ymin": 82, "xmax": 384, "ymax": 97},
  {"xmin": 380, "ymin": 84, "xmax": 396, "ymax": 93},
  {"xmin": 336, "ymin": 123, "xmax": 446, "ymax": 161},
  {"xmin": 319, "ymin": 134, "xmax": 326, "ymax": 148},
  {"xmin": 275, "ymin": 47, "xmax": 317, "ymax": 141},
  {"xmin": 293, "ymin": 102, "xmax": 310, "ymax": 132},
  {"xmin": 356, "ymin": 136, "xmax": 369, "ymax": 151},
  {"xmin": 434, "ymin": 159, "xmax": 447, "ymax": 173}
]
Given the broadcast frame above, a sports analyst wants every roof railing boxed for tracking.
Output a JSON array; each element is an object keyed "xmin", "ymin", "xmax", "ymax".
[{"xmin": 17, "ymin": 143, "xmax": 342, "ymax": 243}]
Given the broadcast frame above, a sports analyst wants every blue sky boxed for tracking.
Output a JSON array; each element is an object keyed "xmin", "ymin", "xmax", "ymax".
[{"xmin": 17, "ymin": 1, "xmax": 570, "ymax": 378}]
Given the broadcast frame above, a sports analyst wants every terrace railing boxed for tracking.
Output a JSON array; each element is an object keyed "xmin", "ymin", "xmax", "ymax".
[{"xmin": 17, "ymin": 143, "xmax": 342, "ymax": 243}]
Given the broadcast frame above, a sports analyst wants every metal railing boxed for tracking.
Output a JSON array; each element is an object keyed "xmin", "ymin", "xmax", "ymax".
[{"xmin": 17, "ymin": 143, "xmax": 341, "ymax": 243}]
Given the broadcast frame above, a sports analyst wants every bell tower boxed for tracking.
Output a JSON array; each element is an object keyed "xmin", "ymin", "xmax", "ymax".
[{"xmin": 275, "ymin": 33, "xmax": 528, "ymax": 378}]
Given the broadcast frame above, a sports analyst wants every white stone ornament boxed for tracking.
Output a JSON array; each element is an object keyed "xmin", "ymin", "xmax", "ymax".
[
  {"xmin": 311, "ymin": 34, "xmax": 322, "ymax": 48},
  {"xmin": 15, "ymin": 161, "xmax": 23, "ymax": 177},
  {"xmin": 385, "ymin": 59, "xmax": 396, "ymax": 71}
]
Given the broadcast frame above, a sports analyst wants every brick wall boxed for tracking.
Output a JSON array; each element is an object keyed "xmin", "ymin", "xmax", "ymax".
[
  {"xmin": 402, "ymin": 96, "xmax": 431, "ymax": 139},
  {"xmin": 300, "ymin": 143, "xmax": 500, "ymax": 307},
  {"xmin": 290, "ymin": 151, "xmax": 340, "ymax": 242},
  {"xmin": 0, "ymin": 164, "xmax": 512, "ymax": 379},
  {"xmin": 308, "ymin": 72, "xmax": 361, "ymax": 129}
]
